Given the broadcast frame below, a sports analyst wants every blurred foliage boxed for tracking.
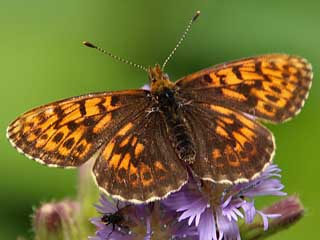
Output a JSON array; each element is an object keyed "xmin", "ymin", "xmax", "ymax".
[{"xmin": 1, "ymin": 0, "xmax": 319, "ymax": 239}]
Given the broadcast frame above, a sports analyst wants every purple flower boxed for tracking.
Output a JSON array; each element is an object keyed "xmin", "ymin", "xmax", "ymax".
[{"xmin": 162, "ymin": 164, "xmax": 286, "ymax": 240}]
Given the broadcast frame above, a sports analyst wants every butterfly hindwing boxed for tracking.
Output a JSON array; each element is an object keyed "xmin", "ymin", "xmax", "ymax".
[
  {"xmin": 183, "ymin": 103, "xmax": 274, "ymax": 183},
  {"xmin": 7, "ymin": 90, "xmax": 150, "ymax": 167},
  {"xmin": 176, "ymin": 54, "xmax": 312, "ymax": 123},
  {"xmin": 93, "ymin": 110, "xmax": 188, "ymax": 203}
]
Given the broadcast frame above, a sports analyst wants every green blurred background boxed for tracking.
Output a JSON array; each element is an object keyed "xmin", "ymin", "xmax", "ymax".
[{"xmin": 1, "ymin": 0, "xmax": 319, "ymax": 239}]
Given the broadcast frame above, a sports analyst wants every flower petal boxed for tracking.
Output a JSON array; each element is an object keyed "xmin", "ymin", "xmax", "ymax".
[
  {"xmin": 198, "ymin": 208, "xmax": 216, "ymax": 240},
  {"xmin": 241, "ymin": 201, "xmax": 256, "ymax": 224},
  {"xmin": 257, "ymin": 211, "xmax": 281, "ymax": 231},
  {"xmin": 216, "ymin": 212, "xmax": 240, "ymax": 240}
]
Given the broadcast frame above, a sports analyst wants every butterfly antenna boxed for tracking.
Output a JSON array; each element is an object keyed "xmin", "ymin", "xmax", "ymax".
[
  {"xmin": 83, "ymin": 41, "xmax": 148, "ymax": 72},
  {"xmin": 161, "ymin": 10, "xmax": 200, "ymax": 70}
]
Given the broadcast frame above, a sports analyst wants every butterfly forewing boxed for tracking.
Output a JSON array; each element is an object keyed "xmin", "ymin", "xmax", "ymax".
[
  {"xmin": 176, "ymin": 54, "xmax": 312, "ymax": 123},
  {"xmin": 183, "ymin": 103, "xmax": 274, "ymax": 183},
  {"xmin": 7, "ymin": 90, "xmax": 150, "ymax": 167},
  {"xmin": 93, "ymin": 110, "xmax": 188, "ymax": 203}
]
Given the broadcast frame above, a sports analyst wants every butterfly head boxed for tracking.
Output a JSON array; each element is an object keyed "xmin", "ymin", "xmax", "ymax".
[{"xmin": 149, "ymin": 64, "xmax": 174, "ymax": 93}]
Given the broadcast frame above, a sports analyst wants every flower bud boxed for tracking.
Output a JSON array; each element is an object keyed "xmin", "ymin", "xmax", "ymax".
[
  {"xmin": 240, "ymin": 195, "xmax": 304, "ymax": 240},
  {"xmin": 263, "ymin": 195, "xmax": 304, "ymax": 230},
  {"xmin": 33, "ymin": 200, "xmax": 79, "ymax": 240}
]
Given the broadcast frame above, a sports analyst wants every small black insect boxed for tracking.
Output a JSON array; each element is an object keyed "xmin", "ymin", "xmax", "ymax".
[{"xmin": 101, "ymin": 201, "xmax": 132, "ymax": 239}]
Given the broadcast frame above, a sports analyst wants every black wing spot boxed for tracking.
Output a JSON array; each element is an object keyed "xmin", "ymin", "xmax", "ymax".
[
  {"xmin": 282, "ymin": 72, "xmax": 290, "ymax": 79},
  {"xmin": 265, "ymin": 95, "xmax": 279, "ymax": 102},
  {"xmin": 79, "ymin": 101, "xmax": 87, "ymax": 116},
  {"xmin": 111, "ymin": 96, "xmax": 120, "ymax": 106},
  {"xmin": 40, "ymin": 133, "xmax": 48, "ymax": 140},
  {"xmin": 239, "ymin": 151, "xmax": 246, "ymax": 158},
  {"xmin": 143, "ymin": 171, "xmax": 152, "ymax": 180},
  {"xmin": 232, "ymin": 66, "xmax": 242, "ymax": 80},
  {"xmin": 85, "ymin": 131, "xmax": 97, "ymax": 142},
  {"xmin": 203, "ymin": 75, "xmax": 212, "ymax": 83},
  {"xmin": 244, "ymin": 142, "xmax": 253, "ymax": 152},
  {"xmin": 76, "ymin": 144, "xmax": 85, "ymax": 153},
  {"xmin": 33, "ymin": 128, "xmax": 42, "ymax": 136},
  {"xmin": 53, "ymin": 132, "xmax": 64, "ymax": 143},
  {"xmin": 255, "ymin": 62, "xmax": 263, "ymax": 75},
  {"xmin": 130, "ymin": 173, "xmax": 138, "ymax": 181},
  {"xmin": 263, "ymin": 104, "xmax": 273, "ymax": 112},
  {"xmin": 270, "ymin": 86, "xmax": 282, "ymax": 93},
  {"xmin": 63, "ymin": 138, "xmax": 75, "ymax": 149},
  {"xmin": 54, "ymin": 107, "xmax": 64, "ymax": 118},
  {"xmin": 83, "ymin": 117, "xmax": 96, "ymax": 126},
  {"xmin": 67, "ymin": 121, "xmax": 79, "ymax": 131}
]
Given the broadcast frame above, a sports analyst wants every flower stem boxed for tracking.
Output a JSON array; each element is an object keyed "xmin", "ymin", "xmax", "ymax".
[{"xmin": 77, "ymin": 161, "xmax": 100, "ymax": 238}]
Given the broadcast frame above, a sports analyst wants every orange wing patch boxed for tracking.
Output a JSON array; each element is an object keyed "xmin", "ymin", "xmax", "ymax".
[
  {"xmin": 134, "ymin": 143, "xmax": 144, "ymax": 158},
  {"xmin": 101, "ymin": 129, "xmax": 150, "ymax": 188},
  {"xmin": 93, "ymin": 113, "xmax": 112, "ymax": 133}
]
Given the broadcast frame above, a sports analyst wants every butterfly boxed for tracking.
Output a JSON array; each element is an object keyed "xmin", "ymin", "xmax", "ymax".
[
  {"xmin": 6, "ymin": 52, "xmax": 312, "ymax": 203},
  {"xmin": 6, "ymin": 11, "xmax": 312, "ymax": 203}
]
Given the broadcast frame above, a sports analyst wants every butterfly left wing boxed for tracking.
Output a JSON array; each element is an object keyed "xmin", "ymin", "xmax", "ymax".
[
  {"xmin": 176, "ymin": 54, "xmax": 312, "ymax": 123},
  {"xmin": 182, "ymin": 102, "xmax": 274, "ymax": 184},
  {"xmin": 93, "ymin": 109, "xmax": 188, "ymax": 203},
  {"xmin": 7, "ymin": 90, "xmax": 151, "ymax": 167}
]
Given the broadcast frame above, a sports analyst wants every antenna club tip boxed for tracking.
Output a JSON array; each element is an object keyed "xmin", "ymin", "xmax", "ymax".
[
  {"xmin": 83, "ymin": 41, "xmax": 97, "ymax": 48},
  {"xmin": 193, "ymin": 10, "xmax": 201, "ymax": 21}
]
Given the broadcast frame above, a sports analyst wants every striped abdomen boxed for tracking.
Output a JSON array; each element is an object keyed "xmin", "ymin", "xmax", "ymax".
[{"xmin": 168, "ymin": 117, "xmax": 196, "ymax": 164}]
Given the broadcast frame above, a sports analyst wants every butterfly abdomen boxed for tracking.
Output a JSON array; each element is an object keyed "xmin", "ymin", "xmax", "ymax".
[
  {"xmin": 157, "ymin": 88, "xmax": 196, "ymax": 164},
  {"xmin": 171, "ymin": 121, "xmax": 196, "ymax": 164}
]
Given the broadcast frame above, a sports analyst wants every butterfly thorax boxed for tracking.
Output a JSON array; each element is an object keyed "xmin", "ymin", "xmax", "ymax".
[
  {"xmin": 149, "ymin": 65, "xmax": 196, "ymax": 164},
  {"xmin": 149, "ymin": 64, "xmax": 175, "ymax": 93}
]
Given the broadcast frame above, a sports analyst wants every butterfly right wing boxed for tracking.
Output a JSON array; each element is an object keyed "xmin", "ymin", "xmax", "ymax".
[
  {"xmin": 7, "ymin": 90, "xmax": 151, "ymax": 167},
  {"xmin": 93, "ymin": 109, "xmax": 188, "ymax": 203}
]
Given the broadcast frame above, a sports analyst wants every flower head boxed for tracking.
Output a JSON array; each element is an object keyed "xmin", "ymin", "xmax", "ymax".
[{"xmin": 162, "ymin": 164, "xmax": 286, "ymax": 240}]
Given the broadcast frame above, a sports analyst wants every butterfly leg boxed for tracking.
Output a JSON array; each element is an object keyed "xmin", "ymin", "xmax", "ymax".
[
  {"xmin": 145, "ymin": 106, "xmax": 160, "ymax": 117},
  {"xmin": 178, "ymin": 99, "xmax": 193, "ymax": 108}
]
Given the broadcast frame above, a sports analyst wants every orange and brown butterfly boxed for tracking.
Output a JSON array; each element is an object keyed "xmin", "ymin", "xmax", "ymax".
[{"xmin": 6, "ymin": 11, "xmax": 312, "ymax": 203}]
